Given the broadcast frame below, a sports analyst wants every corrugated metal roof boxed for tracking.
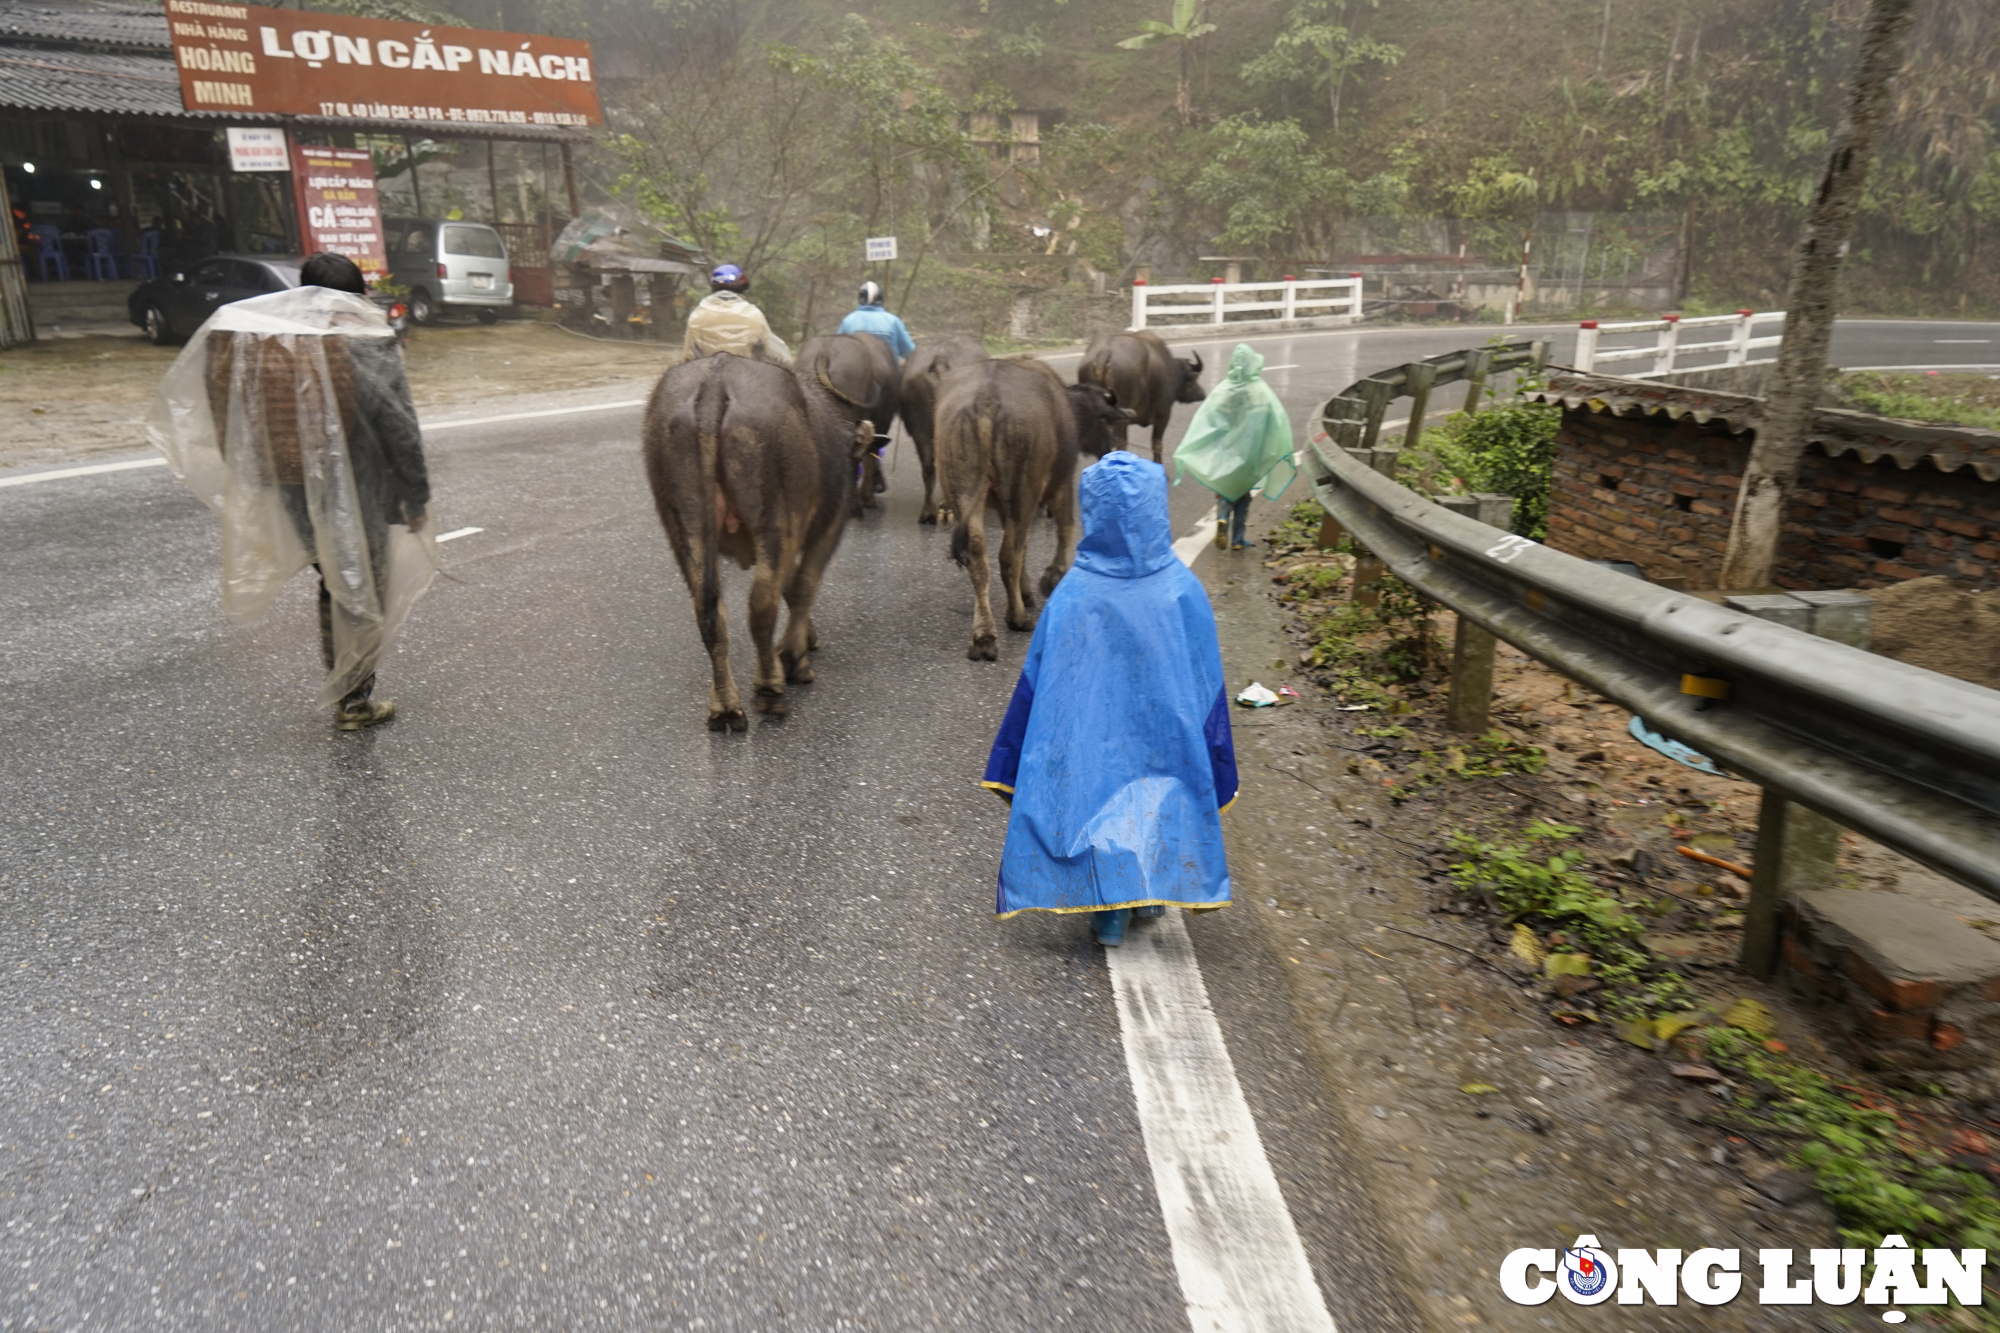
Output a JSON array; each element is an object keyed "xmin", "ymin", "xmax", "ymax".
[
  {"xmin": 0, "ymin": 1, "xmax": 169, "ymax": 51},
  {"xmin": 0, "ymin": 47, "xmax": 193, "ymax": 115},
  {"xmin": 1536, "ymin": 369, "xmax": 2000, "ymax": 485}
]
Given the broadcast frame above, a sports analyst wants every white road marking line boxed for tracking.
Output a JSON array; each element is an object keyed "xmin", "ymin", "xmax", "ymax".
[
  {"xmin": 1173, "ymin": 516, "xmax": 1221, "ymax": 567},
  {"xmin": 435, "ymin": 526, "xmax": 485, "ymax": 543},
  {"xmin": 1108, "ymin": 910, "xmax": 1339, "ymax": 1333},
  {"xmin": 0, "ymin": 457, "xmax": 168, "ymax": 489},
  {"xmin": 1838, "ymin": 363, "xmax": 2000, "ymax": 372},
  {"xmin": 1261, "ymin": 363, "xmax": 1301, "ymax": 370},
  {"xmin": 421, "ymin": 399, "xmax": 647, "ymax": 431},
  {"xmin": 1934, "ymin": 339, "xmax": 1992, "ymax": 344}
]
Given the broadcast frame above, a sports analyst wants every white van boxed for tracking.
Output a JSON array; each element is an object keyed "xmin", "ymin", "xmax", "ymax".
[{"xmin": 383, "ymin": 216, "xmax": 514, "ymax": 324}]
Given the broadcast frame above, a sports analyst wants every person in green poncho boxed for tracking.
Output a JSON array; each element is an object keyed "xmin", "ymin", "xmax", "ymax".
[{"xmin": 1171, "ymin": 343, "xmax": 1296, "ymax": 550}]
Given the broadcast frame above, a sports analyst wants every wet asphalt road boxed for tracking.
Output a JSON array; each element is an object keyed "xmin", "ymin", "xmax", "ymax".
[{"xmin": 0, "ymin": 317, "xmax": 1978, "ymax": 1331}]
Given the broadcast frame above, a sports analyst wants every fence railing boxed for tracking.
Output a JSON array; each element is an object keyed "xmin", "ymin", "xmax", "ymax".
[
  {"xmin": 1130, "ymin": 276, "xmax": 1364, "ymax": 333},
  {"xmin": 1307, "ymin": 343, "xmax": 2000, "ymax": 976},
  {"xmin": 1574, "ymin": 309, "xmax": 1785, "ymax": 377}
]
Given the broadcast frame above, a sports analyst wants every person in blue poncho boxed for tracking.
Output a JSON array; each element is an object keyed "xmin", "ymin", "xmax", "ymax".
[
  {"xmin": 836, "ymin": 281, "xmax": 915, "ymax": 361},
  {"xmin": 982, "ymin": 451, "xmax": 1238, "ymax": 947},
  {"xmin": 1172, "ymin": 342, "xmax": 1296, "ymax": 551}
]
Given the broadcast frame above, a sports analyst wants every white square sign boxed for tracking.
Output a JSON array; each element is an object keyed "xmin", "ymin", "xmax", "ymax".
[
  {"xmin": 227, "ymin": 127, "xmax": 289, "ymax": 173},
  {"xmin": 864, "ymin": 236, "xmax": 898, "ymax": 262}
]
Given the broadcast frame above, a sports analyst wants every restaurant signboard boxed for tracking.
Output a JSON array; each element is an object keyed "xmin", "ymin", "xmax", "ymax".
[
  {"xmin": 166, "ymin": 0, "xmax": 601, "ymax": 127},
  {"xmin": 290, "ymin": 143, "xmax": 388, "ymax": 283}
]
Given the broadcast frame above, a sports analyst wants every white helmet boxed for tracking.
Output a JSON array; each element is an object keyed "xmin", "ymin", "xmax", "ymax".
[{"xmin": 858, "ymin": 281, "xmax": 883, "ymax": 306}]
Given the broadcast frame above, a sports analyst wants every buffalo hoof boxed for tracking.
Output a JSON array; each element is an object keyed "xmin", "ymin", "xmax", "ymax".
[
  {"xmin": 1006, "ymin": 610, "xmax": 1038, "ymax": 633},
  {"xmin": 709, "ymin": 707, "xmax": 748, "ymax": 734},
  {"xmin": 1038, "ymin": 568, "xmax": 1066, "ymax": 599},
  {"xmin": 918, "ymin": 508, "xmax": 938, "ymax": 526},
  {"xmin": 754, "ymin": 688, "xmax": 788, "ymax": 716},
  {"xmin": 782, "ymin": 652, "xmax": 815, "ymax": 683},
  {"xmin": 968, "ymin": 636, "xmax": 998, "ymax": 662}
]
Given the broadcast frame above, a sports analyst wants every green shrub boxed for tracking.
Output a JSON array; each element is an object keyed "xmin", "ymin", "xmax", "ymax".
[{"xmin": 1427, "ymin": 401, "xmax": 1561, "ymax": 540}]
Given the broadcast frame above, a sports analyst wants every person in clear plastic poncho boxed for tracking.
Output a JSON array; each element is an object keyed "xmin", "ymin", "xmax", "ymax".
[
  {"xmin": 1171, "ymin": 342, "xmax": 1297, "ymax": 551},
  {"xmin": 147, "ymin": 253, "xmax": 438, "ymax": 730}
]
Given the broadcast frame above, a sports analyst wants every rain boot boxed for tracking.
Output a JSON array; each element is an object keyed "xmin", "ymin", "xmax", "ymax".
[
  {"xmin": 1092, "ymin": 908, "xmax": 1132, "ymax": 947},
  {"xmin": 1134, "ymin": 904, "xmax": 1166, "ymax": 920}
]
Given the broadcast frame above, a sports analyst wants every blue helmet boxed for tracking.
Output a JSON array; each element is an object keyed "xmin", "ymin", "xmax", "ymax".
[{"xmin": 710, "ymin": 263, "xmax": 747, "ymax": 292}]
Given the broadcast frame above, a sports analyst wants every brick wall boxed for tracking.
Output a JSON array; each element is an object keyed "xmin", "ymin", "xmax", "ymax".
[{"xmin": 1547, "ymin": 406, "xmax": 2000, "ymax": 591}]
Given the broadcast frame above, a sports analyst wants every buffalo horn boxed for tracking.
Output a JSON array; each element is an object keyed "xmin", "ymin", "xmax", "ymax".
[
  {"xmin": 1186, "ymin": 348, "xmax": 1203, "ymax": 376},
  {"xmin": 814, "ymin": 353, "xmax": 875, "ymax": 412}
]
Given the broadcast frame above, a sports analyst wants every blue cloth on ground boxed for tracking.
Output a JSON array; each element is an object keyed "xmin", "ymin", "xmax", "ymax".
[
  {"xmin": 982, "ymin": 451, "xmax": 1238, "ymax": 918},
  {"xmin": 836, "ymin": 304, "xmax": 915, "ymax": 360}
]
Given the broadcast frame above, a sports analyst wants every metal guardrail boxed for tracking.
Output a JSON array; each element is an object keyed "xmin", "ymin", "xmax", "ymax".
[
  {"xmin": 1129, "ymin": 276, "xmax": 1364, "ymax": 333},
  {"xmin": 1575, "ymin": 309, "xmax": 1784, "ymax": 377},
  {"xmin": 1307, "ymin": 344, "xmax": 2000, "ymax": 913}
]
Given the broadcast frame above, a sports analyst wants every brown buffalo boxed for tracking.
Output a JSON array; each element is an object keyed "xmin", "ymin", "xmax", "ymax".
[
  {"xmin": 936, "ymin": 359, "xmax": 1134, "ymax": 660},
  {"xmin": 642, "ymin": 354, "xmax": 872, "ymax": 731},
  {"xmin": 797, "ymin": 332, "xmax": 901, "ymax": 510},
  {"xmin": 900, "ymin": 335, "xmax": 988, "ymax": 525},
  {"xmin": 1077, "ymin": 330, "xmax": 1205, "ymax": 463}
]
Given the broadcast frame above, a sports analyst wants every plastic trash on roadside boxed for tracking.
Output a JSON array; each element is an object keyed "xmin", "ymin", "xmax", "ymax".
[
  {"xmin": 1236, "ymin": 682, "xmax": 1280, "ymax": 707},
  {"xmin": 1627, "ymin": 715, "xmax": 1731, "ymax": 777},
  {"xmin": 1172, "ymin": 343, "xmax": 1296, "ymax": 504},
  {"xmin": 146, "ymin": 286, "xmax": 438, "ymax": 706}
]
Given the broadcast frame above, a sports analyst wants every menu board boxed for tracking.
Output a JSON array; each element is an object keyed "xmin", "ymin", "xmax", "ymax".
[{"xmin": 290, "ymin": 144, "xmax": 387, "ymax": 283}]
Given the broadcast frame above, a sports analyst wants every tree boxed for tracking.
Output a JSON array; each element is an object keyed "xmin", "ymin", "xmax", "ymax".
[
  {"xmin": 1718, "ymin": 0, "xmax": 1918, "ymax": 590},
  {"xmin": 1117, "ymin": 0, "xmax": 1217, "ymax": 128},
  {"xmin": 1191, "ymin": 115, "xmax": 1406, "ymax": 255},
  {"xmin": 1239, "ymin": 0, "xmax": 1401, "ymax": 135}
]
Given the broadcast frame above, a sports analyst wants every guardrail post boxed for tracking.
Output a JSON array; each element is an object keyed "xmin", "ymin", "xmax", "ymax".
[
  {"xmin": 1131, "ymin": 280, "xmax": 1147, "ymax": 332},
  {"xmin": 1652, "ymin": 314, "xmax": 1681, "ymax": 376},
  {"xmin": 1461, "ymin": 349, "xmax": 1494, "ymax": 414},
  {"xmin": 1730, "ymin": 590, "xmax": 1876, "ymax": 979},
  {"xmin": 1282, "ymin": 275, "xmax": 1297, "ymax": 322},
  {"xmin": 1575, "ymin": 321, "xmax": 1599, "ymax": 373},
  {"xmin": 1211, "ymin": 278, "xmax": 1226, "ymax": 326},
  {"xmin": 1728, "ymin": 309, "xmax": 1754, "ymax": 366},
  {"xmin": 1350, "ymin": 273, "xmax": 1364, "ymax": 320},
  {"xmin": 1357, "ymin": 379, "xmax": 1395, "ymax": 451},
  {"xmin": 1349, "ymin": 448, "xmax": 1400, "ymax": 609},
  {"xmin": 1435, "ymin": 493, "xmax": 1514, "ymax": 734},
  {"xmin": 1401, "ymin": 363, "xmax": 1437, "ymax": 450}
]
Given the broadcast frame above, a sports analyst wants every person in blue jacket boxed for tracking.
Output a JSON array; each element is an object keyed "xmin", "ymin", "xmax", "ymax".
[
  {"xmin": 982, "ymin": 450, "xmax": 1239, "ymax": 947},
  {"xmin": 836, "ymin": 281, "xmax": 915, "ymax": 361}
]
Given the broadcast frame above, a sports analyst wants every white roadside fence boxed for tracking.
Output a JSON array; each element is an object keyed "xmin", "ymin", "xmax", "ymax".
[
  {"xmin": 1574, "ymin": 309, "xmax": 1785, "ymax": 377},
  {"xmin": 1129, "ymin": 276, "xmax": 1365, "ymax": 334}
]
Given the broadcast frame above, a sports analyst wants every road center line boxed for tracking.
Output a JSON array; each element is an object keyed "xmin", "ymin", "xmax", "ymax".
[
  {"xmin": 422, "ymin": 398, "xmax": 647, "ymax": 431},
  {"xmin": 1107, "ymin": 909, "xmax": 1340, "ymax": 1333},
  {"xmin": 1173, "ymin": 516, "xmax": 1221, "ymax": 567},
  {"xmin": 0, "ymin": 457, "xmax": 167, "ymax": 489}
]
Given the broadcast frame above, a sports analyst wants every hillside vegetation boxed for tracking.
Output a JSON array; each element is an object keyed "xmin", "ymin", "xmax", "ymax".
[{"xmin": 372, "ymin": 0, "xmax": 2000, "ymax": 327}]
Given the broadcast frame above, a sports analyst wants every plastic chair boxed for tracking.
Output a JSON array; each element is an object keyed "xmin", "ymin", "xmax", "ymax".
[
  {"xmin": 84, "ymin": 228, "xmax": 121, "ymax": 280},
  {"xmin": 29, "ymin": 224, "xmax": 68, "ymax": 280},
  {"xmin": 134, "ymin": 229, "xmax": 160, "ymax": 280}
]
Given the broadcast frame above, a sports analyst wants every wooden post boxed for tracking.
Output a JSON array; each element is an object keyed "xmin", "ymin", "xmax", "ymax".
[
  {"xmin": 1732, "ymin": 590, "xmax": 1874, "ymax": 978},
  {"xmin": 404, "ymin": 134, "xmax": 424, "ymax": 216},
  {"xmin": 1441, "ymin": 494, "xmax": 1513, "ymax": 733},
  {"xmin": 486, "ymin": 138, "xmax": 502, "ymax": 223},
  {"xmin": 561, "ymin": 142, "xmax": 580, "ymax": 219},
  {"xmin": 1401, "ymin": 362, "xmax": 1436, "ymax": 451},
  {"xmin": 1350, "ymin": 447, "xmax": 1399, "ymax": 610},
  {"xmin": 1460, "ymin": 349, "xmax": 1493, "ymax": 414}
]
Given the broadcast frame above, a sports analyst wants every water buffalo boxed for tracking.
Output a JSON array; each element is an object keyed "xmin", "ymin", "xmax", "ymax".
[
  {"xmin": 900, "ymin": 335, "xmax": 988, "ymax": 525},
  {"xmin": 797, "ymin": 332, "xmax": 901, "ymax": 510},
  {"xmin": 936, "ymin": 359, "xmax": 1134, "ymax": 660},
  {"xmin": 1077, "ymin": 330, "xmax": 1205, "ymax": 463},
  {"xmin": 642, "ymin": 354, "xmax": 873, "ymax": 731}
]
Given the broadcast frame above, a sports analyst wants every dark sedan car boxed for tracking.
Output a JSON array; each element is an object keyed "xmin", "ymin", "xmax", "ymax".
[{"xmin": 128, "ymin": 255, "xmax": 302, "ymax": 345}]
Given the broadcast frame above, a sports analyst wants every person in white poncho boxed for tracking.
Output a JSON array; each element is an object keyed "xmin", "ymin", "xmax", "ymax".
[{"xmin": 147, "ymin": 253, "xmax": 438, "ymax": 731}]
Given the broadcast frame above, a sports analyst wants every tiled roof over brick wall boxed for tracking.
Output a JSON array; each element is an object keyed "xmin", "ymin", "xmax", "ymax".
[
  {"xmin": 1533, "ymin": 369, "xmax": 2000, "ymax": 485},
  {"xmin": 0, "ymin": 46, "xmax": 190, "ymax": 115}
]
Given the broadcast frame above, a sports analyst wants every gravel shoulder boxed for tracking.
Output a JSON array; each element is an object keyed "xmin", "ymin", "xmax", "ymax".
[
  {"xmin": 1201, "ymin": 509, "xmax": 1841, "ymax": 1332},
  {"xmin": 0, "ymin": 323, "xmax": 673, "ymax": 472}
]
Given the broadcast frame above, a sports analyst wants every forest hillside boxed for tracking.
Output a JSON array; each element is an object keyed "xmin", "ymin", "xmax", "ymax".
[{"xmin": 357, "ymin": 0, "xmax": 2000, "ymax": 329}]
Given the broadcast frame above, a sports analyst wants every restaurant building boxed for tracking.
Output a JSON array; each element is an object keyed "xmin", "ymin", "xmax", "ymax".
[{"xmin": 1, "ymin": 0, "xmax": 598, "ymax": 344}]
